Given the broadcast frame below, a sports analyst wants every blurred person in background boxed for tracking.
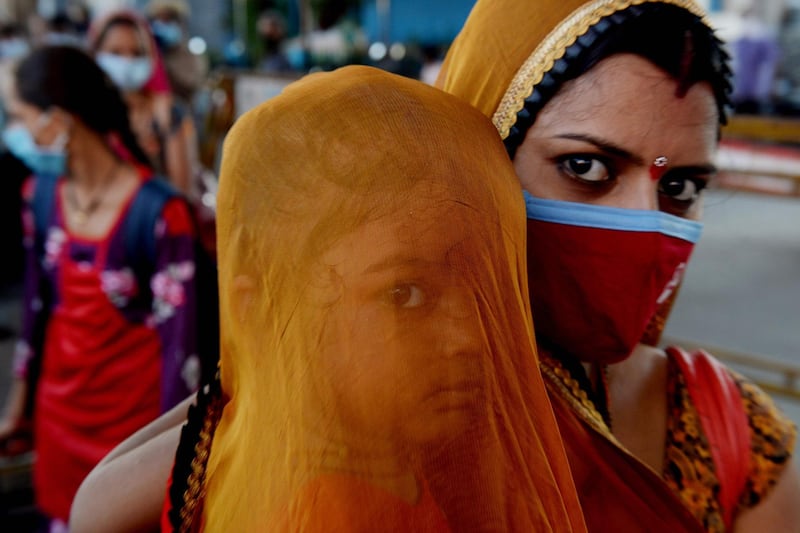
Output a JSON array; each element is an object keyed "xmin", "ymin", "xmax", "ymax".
[
  {"xmin": 437, "ymin": 0, "xmax": 798, "ymax": 530},
  {"xmin": 41, "ymin": 11, "xmax": 85, "ymax": 47},
  {"xmin": 776, "ymin": 4, "xmax": 800, "ymax": 114},
  {"xmin": 729, "ymin": 5, "xmax": 781, "ymax": 114},
  {"xmin": 256, "ymin": 9, "xmax": 292, "ymax": 74},
  {"xmin": 0, "ymin": 22, "xmax": 30, "ymax": 62},
  {"xmin": 145, "ymin": 0, "xmax": 208, "ymax": 108},
  {"xmin": 0, "ymin": 28, "xmax": 30, "ymax": 335},
  {"xmin": 87, "ymin": 8, "xmax": 198, "ymax": 196},
  {"xmin": 0, "ymin": 45, "xmax": 200, "ymax": 530}
]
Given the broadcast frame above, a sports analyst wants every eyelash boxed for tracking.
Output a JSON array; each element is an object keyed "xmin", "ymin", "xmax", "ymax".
[
  {"xmin": 555, "ymin": 154, "xmax": 616, "ymax": 185},
  {"xmin": 383, "ymin": 282, "xmax": 429, "ymax": 310},
  {"xmin": 658, "ymin": 174, "xmax": 709, "ymax": 201},
  {"xmin": 555, "ymin": 153, "xmax": 710, "ymax": 215}
]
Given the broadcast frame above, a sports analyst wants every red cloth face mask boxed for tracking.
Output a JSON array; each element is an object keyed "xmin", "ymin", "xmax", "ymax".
[{"xmin": 523, "ymin": 194, "xmax": 702, "ymax": 364}]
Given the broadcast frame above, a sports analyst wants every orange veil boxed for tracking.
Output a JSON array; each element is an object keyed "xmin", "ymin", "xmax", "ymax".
[{"xmin": 177, "ymin": 65, "xmax": 588, "ymax": 531}]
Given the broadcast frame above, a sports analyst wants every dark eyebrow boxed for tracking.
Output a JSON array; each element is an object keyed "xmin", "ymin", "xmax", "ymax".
[
  {"xmin": 554, "ymin": 133, "xmax": 646, "ymax": 165},
  {"xmin": 554, "ymin": 133, "xmax": 718, "ymax": 175}
]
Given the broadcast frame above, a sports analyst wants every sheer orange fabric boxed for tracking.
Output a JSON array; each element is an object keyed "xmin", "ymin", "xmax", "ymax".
[{"xmin": 200, "ymin": 65, "xmax": 586, "ymax": 531}]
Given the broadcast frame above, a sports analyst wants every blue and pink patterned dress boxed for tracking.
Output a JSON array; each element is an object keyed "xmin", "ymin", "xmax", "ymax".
[{"xmin": 13, "ymin": 172, "xmax": 200, "ymax": 522}]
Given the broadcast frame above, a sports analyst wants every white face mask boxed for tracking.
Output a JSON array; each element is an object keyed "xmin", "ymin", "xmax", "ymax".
[
  {"xmin": 96, "ymin": 52, "xmax": 154, "ymax": 92},
  {"xmin": 2, "ymin": 112, "xmax": 70, "ymax": 176}
]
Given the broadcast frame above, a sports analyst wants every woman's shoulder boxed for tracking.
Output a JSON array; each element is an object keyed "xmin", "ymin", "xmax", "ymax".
[
  {"xmin": 125, "ymin": 176, "xmax": 195, "ymax": 238},
  {"xmin": 158, "ymin": 196, "xmax": 195, "ymax": 236}
]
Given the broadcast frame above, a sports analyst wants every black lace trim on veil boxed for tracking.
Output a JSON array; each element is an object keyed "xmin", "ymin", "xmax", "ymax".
[
  {"xmin": 166, "ymin": 371, "xmax": 225, "ymax": 532},
  {"xmin": 503, "ymin": 3, "xmax": 733, "ymax": 159}
]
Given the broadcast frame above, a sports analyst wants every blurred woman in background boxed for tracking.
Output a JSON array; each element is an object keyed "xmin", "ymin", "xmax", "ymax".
[
  {"xmin": 87, "ymin": 8, "xmax": 197, "ymax": 196},
  {"xmin": 0, "ymin": 45, "xmax": 199, "ymax": 530}
]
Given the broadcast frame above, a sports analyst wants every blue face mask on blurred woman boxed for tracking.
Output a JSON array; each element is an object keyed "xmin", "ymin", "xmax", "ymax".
[
  {"xmin": 96, "ymin": 52, "xmax": 154, "ymax": 92},
  {"xmin": 151, "ymin": 20, "xmax": 183, "ymax": 47},
  {"xmin": 0, "ymin": 37, "xmax": 30, "ymax": 60},
  {"xmin": 1, "ymin": 116, "xmax": 68, "ymax": 176}
]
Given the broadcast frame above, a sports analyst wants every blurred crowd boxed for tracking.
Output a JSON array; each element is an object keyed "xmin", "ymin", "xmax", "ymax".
[
  {"xmin": 712, "ymin": 1, "xmax": 800, "ymax": 116},
  {"xmin": 0, "ymin": 0, "xmax": 453, "ymax": 290}
]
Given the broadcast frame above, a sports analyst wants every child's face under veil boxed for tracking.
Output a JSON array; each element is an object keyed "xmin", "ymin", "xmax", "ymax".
[{"xmin": 202, "ymin": 65, "xmax": 587, "ymax": 532}]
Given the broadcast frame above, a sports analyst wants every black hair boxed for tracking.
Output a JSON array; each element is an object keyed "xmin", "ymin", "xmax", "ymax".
[
  {"xmin": 0, "ymin": 23, "xmax": 23, "ymax": 39},
  {"xmin": 504, "ymin": 3, "xmax": 733, "ymax": 159},
  {"xmin": 14, "ymin": 45, "xmax": 152, "ymax": 168}
]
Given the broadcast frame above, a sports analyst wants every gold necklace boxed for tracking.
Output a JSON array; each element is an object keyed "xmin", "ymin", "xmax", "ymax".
[{"xmin": 67, "ymin": 162, "xmax": 120, "ymax": 226}]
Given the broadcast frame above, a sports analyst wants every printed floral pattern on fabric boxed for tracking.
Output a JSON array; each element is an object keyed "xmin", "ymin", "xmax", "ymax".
[
  {"xmin": 733, "ymin": 372, "xmax": 797, "ymax": 509},
  {"xmin": 663, "ymin": 361, "xmax": 724, "ymax": 532},
  {"xmin": 180, "ymin": 354, "xmax": 202, "ymax": 393},
  {"xmin": 12, "ymin": 340, "xmax": 33, "ymax": 378},
  {"xmin": 43, "ymin": 227, "xmax": 67, "ymax": 269},
  {"xmin": 151, "ymin": 260, "xmax": 195, "ymax": 325},
  {"xmin": 663, "ymin": 361, "xmax": 797, "ymax": 531},
  {"xmin": 100, "ymin": 268, "xmax": 138, "ymax": 307}
]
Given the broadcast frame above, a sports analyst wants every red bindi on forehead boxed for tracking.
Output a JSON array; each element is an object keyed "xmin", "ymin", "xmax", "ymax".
[{"xmin": 650, "ymin": 156, "xmax": 669, "ymax": 181}]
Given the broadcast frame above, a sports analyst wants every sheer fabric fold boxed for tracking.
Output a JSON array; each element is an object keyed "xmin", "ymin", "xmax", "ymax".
[{"xmin": 201, "ymin": 65, "xmax": 586, "ymax": 531}]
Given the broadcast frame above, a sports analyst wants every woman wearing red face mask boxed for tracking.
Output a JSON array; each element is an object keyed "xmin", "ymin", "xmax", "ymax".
[{"xmin": 437, "ymin": 0, "xmax": 798, "ymax": 531}]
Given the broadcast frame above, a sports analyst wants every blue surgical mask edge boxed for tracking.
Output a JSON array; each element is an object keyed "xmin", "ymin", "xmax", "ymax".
[{"xmin": 522, "ymin": 190, "xmax": 703, "ymax": 244}]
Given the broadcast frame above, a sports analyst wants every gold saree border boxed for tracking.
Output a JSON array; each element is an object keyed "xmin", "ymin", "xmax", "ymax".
[{"xmin": 492, "ymin": 0, "xmax": 709, "ymax": 139}]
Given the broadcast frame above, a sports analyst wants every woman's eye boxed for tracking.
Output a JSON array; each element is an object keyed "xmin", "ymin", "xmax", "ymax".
[
  {"xmin": 558, "ymin": 156, "xmax": 611, "ymax": 183},
  {"xmin": 386, "ymin": 283, "xmax": 425, "ymax": 308},
  {"xmin": 658, "ymin": 176, "xmax": 706, "ymax": 202}
]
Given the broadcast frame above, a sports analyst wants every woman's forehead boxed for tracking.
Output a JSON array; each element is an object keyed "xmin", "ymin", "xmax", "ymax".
[
  {"xmin": 102, "ymin": 22, "xmax": 146, "ymax": 46},
  {"xmin": 534, "ymin": 55, "xmax": 718, "ymax": 146}
]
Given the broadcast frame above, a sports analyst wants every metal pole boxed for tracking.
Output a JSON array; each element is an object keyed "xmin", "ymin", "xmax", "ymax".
[
  {"xmin": 233, "ymin": 0, "xmax": 247, "ymax": 43},
  {"xmin": 377, "ymin": 0, "xmax": 390, "ymax": 44}
]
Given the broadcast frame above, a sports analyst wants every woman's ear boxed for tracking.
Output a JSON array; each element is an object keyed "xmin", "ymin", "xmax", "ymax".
[{"xmin": 231, "ymin": 274, "xmax": 256, "ymax": 324}]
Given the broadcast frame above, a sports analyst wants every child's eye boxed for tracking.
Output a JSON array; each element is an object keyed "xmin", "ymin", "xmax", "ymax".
[
  {"xmin": 386, "ymin": 283, "xmax": 425, "ymax": 308},
  {"xmin": 557, "ymin": 155, "xmax": 612, "ymax": 183}
]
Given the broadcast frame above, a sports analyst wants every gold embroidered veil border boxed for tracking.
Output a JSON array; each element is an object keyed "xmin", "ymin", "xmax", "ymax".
[{"xmin": 436, "ymin": 0, "xmax": 709, "ymax": 139}]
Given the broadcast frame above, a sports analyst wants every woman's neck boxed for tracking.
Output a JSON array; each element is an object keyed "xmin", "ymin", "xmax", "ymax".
[{"xmin": 66, "ymin": 127, "xmax": 120, "ymax": 189}]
